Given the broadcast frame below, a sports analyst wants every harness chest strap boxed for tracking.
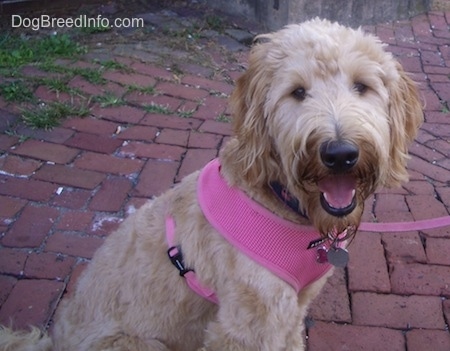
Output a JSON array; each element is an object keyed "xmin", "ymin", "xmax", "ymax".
[{"xmin": 166, "ymin": 216, "xmax": 219, "ymax": 304}]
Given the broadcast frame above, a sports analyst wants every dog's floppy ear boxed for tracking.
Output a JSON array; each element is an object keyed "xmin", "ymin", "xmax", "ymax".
[
  {"xmin": 385, "ymin": 64, "xmax": 423, "ymax": 187},
  {"xmin": 225, "ymin": 36, "xmax": 277, "ymax": 187}
]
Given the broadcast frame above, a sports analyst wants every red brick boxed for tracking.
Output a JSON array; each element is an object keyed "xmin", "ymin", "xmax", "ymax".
[
  {"xmin": 11, "ymin": 139, "xmax": 79, "ymax": 164},
  {"xmin": 156, "ymin": 81, "xmax": 209, "ymax": 101},
  {"xmin": 433, "ymin": 82, "xmax": 450, "ymax": 102},
  {"xmin": 55, "ymin": 210, "xmax": 94, "ymax": 231},
  {"xmin": 199, "ymin": 120, "xmax": 233, "ymax": 135},
  {"xmin": 402, "ymin": 180, "xmax": 436, "ymax": 195},
  {"xmin": 33, "ymin": 164, "xmax": 105, "ymax": 189},
  {"xmin": 50, "ymin": 188, "xmax": 91, "ymax": 209},
  {"xmin": 133, "ymin": 159, "xmax": 178, "ymax": 197},
  {"xmin": 63, "ymin": 117, "xmax": 119, "ymax": 135},
  {"xmin": 140, "ymin": 113, "xmax": 202, "ymax": 130},
  {"xmin": 193, "ymin": 96, "xmax": 228, "ymax": 120},
  {"xmin": 418, "ymin": 88, "xmax": 444, "ymax": 111},
  {"xmin": 177, "ymin": 62, "xmax": 214, "ymax": 78},
  {"xmin": 89, "ymin": 177, "xmax": 132, "ymax": 212},
  {"xmin": 24, "ymin": 252, "xmax": 75, "ymax": 280},
  {"xmin": 0, "ymin": 248, "xmax": 28, "ymax": 275},
  {"xmin": 347, "ymin": 232, "xmax": 391, "ymax": 293},
  {"xmin": 64, "ymin": 262, "xmax": 88, "ymax": 297},
  {"xmin": 308, "ymin": 268, "xmax": 351, "ymax": 323},
  {"xmin": 188, "ymin": 131, "xmax": 222, "ymax": 149},
  {"xmin": 381, "ymin": 232, "xmax": 427, "ymax": 265},
  {"xmin": 116, "ymin": 125, "xmax": 158, "ymax": 141},
  {"xmin": 406, "ymin": 194, "xmax": 449, "ymax": 221},
  {"xmin": 0, "ymin": 155, "xmax": 42, "ymax": 176},
  {"xmin": 143, "ymin": 95, "xmax": 183, "ymax": 112},
  {"xmin": 103, "ymin": 71, "xmax": 156, "ymax": 87},
  {"xmin": 178, "ymin": 100, "xmax": 199, "ymax": 115},
  {"xmin": 426, "ymin": 237, "xmax": 450, "ymax": 265},
  {"xmin": 176, "ymin": 148, "xmax": 217, "ymax": 181},
  {"xmin": 410, "ymin": 142, "xmax": 445, "ymax": 163},
  {"xmin": 421, "ymin": 122, "xmax": 450, "ymax": 139},
  {"xmin": 0, "ymin": 275, "xmax": 16, "ymax": 305},
  {"xmin": 352, "ymin": 292, "xmax": 445, "ymax": 329},
  {"xmin": 181, "ymin": 75, "xmax": 234, "ymax": 95},
  {"xmin": 390, "ymin": 263, "xmax": 450, "ymax": 296},
  {"xmin": 103, "ymin": 81, "xmax": 128, "ymax": 98},
  {"xmin": 397, "ymin": 55, "xmax": 423, "ymax": 73},
  {"xmin": 0, "ymin": 134, "xmax": 19, "ymax": 151},
  {"xmin": 21, "ymin": 65, "xmax": 52, "ymax": 78},
  {"xmin": 129, "ymin": 62, "xmax": 174, "ymax": 80},
  {"xmin": 0, "ymin": 175, "xmax": 58, "ymax": 202},
  {"xmin": 118, "ymin": 141, "xmax": 185, "ymax": 161},
  {"xmin": 2, "ymin": 205, "xmax": 59, "ymax": 248},
  {"xmin": 435, "ymin": 186, "xmax": 450, "ymax": 208},
  {"xmin": 34, "ymin": 85, "xmax": 72, "ymax": 103},
  {"xmin": 125, "ymin": 197, "xmax": 148, "ymax": 214},
  {"xmin": 68, "ymin": 60, "xmax": 99, "ymax": 70},
  {"xmin": 0, "ymin": 279, "xmax": 64, "ymax": 329},
  {"xmin": 92, "ymin": 105, "xmax": 146, "ymax": 124},
  {"xmin": 88, "ymin": 214, "xmax": 123, "ymax": 236},
  {"xmin": 308, "ymin": 321, "xmax": 405, "ymax": 351},
  {"xmin": 374, "ymin": 193, "xmax": 408, "ymax": 215},
  {"xmin": 74, "ymin": 152, "xmax": 144, "ymax": 175},
  {"xmin": 45, "ymin": 231, "xmax": 104, "ymax": 259},
  {"xmin": 156, "ymin": 129, "xmax": 190, "ymax": 147},
  {"xmin": 421, "ymin": 226, "xmax": 450, "ymax": 239},
  {"xmin": 444, "ymin": 299, "xmax": 450, "ymax": 325},
  {"xmin": 64, "ymin": 132, "xmax": 123, "ymax": 154},
  {"xmin": 407, "ymin": 329, "xmax": 450, "ymax": 351},
  {"xmin": 13, "ymin": 126, "xmax": 75, "ymax": 144},
  {"xmin": 425, "ymin": 112, "xmax": 450, "ymax": 125},
  {"xmin": 0, "ymin": 195, "xmax": 27, "ymax": 221},
  {"xmin": 68, "ymin": 75, "xmax": 104, "ymax": 95}
]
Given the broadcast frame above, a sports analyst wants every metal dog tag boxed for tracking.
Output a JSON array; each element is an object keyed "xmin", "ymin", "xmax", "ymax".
[{"xmin": 326, "ymin": 247, "xmax": 349, "ymax": 267}]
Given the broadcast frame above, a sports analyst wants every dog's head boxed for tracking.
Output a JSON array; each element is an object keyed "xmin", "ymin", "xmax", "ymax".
[{"xmin": 226, "ymin": 18, "xmax": 423, "ymax": 236}]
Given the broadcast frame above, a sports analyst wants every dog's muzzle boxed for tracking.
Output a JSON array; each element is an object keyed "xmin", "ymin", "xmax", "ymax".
[{"xmin": 318, "ymin": 140, "xmax": 359, "ymax": 217}]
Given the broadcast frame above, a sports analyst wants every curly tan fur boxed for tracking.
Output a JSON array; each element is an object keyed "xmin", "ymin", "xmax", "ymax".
[{"xmin": 0, "ymin": 19, "xmax": 422, "ymax": 351}]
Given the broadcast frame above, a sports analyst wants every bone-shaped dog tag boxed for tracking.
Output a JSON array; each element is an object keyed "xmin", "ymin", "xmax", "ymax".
[{"xmin": 326, "ymin": 247, "xmax": 349, "ymax": 267}]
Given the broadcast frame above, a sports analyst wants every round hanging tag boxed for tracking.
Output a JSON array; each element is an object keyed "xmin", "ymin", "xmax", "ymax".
[{"xmin": 326, "ymin": 247, "xmax": 349, "ymax": 267}]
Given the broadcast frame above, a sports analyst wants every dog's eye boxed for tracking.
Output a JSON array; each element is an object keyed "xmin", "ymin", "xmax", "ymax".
[
  {"xmin": 292, "ymin": 87, "xmax": 307, "ymax": 101},
  {"xmin": 354, "ymin": 83, "xmax": 368, "ymax": 95}
]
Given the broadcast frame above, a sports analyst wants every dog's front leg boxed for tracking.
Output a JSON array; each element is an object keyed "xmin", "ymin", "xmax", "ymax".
[{"xmin": 199, "ymin": 292, "xmax": 306, "ymax": 351}]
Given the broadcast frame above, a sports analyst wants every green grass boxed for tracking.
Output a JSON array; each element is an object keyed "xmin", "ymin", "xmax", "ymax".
[
  {"xmin": 0, "ymin": 81, "xmax": 34, "ymax": 102},
  {"xmin": 215, "ymin": 114, "xmax": 231, "ymax": 123},
  {"xmin": 71, "ymin": 67, "xmax": 106, "ymax": 85},
  {"xmin": 143, "ymin": 102, "xmax": 172, "ymax": 114},
  {"xmin": 177, "ymin": 108, "xmax": 195, "ymax": 118},
  {"xmin": 93, "ymin": 93, "xmax": 125, "ymax": 108},
  {"xmin": 127, "ymin": 84, "xmax": 156, "ymax": 95},
  {"xmin": 0, "ymin": 33, "xmax": 85, "ymax": 75},
  {"xmin": 22, "ymin": 102, "xmax": 89, "ymax": 129},
  {"xmin": 98, "ymin": 60, "xmax": 132, "ymax": 72}
]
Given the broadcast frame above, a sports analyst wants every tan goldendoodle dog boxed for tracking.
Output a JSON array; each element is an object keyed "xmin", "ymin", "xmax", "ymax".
[{"xmin": 0, "ymin": 18, "xmax": 422, "ymax": 351}]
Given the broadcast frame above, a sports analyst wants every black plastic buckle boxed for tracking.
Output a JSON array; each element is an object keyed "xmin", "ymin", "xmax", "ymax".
[{"xmin": 168, "ymin": 246, "xmax": 192, "ymax": 277}]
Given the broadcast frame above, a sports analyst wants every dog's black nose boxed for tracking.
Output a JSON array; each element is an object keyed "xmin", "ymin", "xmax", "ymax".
[{"xmin": 320, "ymin": 140, "xmax": 359, "ymax": 172}]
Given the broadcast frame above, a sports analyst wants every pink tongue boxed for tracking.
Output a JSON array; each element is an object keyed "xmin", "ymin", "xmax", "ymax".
[{"xmin": 318, "ymin": 175, "xmax": 356, "ymax": 209}]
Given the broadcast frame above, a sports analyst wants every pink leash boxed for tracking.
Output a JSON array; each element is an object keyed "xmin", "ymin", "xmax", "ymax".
[
  {"xmin": 165, "ymin": 216, "xmax": 219, "ymax": 304},
  {"xmin": 360, "ymin": 215, "xmax": 450, "ymax": 232}
]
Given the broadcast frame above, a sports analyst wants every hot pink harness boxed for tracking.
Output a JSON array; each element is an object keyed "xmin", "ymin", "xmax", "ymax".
[{"xmin": 166, "ymin": 159, "xmax": 342, "ymax": 303}]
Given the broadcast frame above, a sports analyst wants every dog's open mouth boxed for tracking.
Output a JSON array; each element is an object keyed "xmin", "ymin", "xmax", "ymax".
[{"xmin": 318, "ymin": 174, "xmax": 357, "ymax": 217}]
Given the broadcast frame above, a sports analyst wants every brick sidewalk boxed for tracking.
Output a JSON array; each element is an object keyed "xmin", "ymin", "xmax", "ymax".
[{"xmin": 1, "ymin": 5, "xmax": 450, "ymax": 350}]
